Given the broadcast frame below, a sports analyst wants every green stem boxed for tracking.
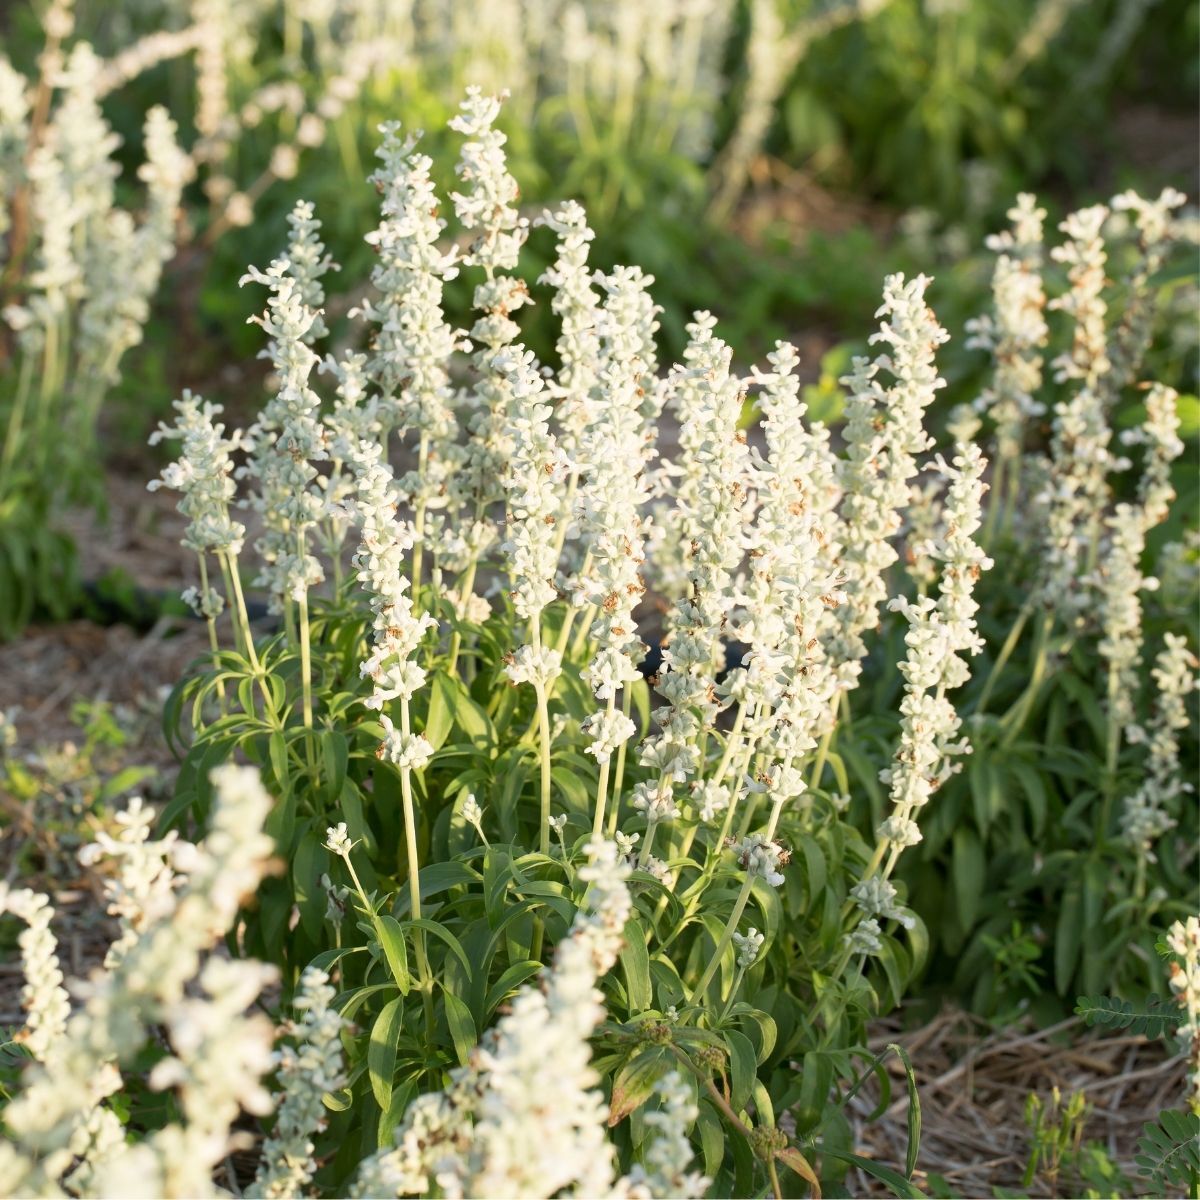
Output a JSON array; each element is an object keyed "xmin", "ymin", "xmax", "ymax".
[
  {"xmin": 999, "ymin": 610, "xmax": 1053, "ymax": 749},
  {"xmin": 607, "ymin": 687, "xmax": 634, "ymax": 837},
  {"xmin": 531, "ymin": 622, "xmax": 554, "ymax": 857},
  {"xmin": 808, "ymin": 720, "xmax": 835, "ymax": 791},
  {"xmin": 446, "ymin": 558, "xmax": 478, "ymax": 678},
  {"xmin": 981, "ymin": 450, "xmax": 1007, "ymax": 549},
  {"xmin": 198, "ymin": 555, "xmax": 227, "ymax": 714},
  {"xmin": 221, "ymin": 551, "xmax": 260, "ymax": 672},
  {"xmin": 297, "ymin": 584, "xmax": 317, "ymax": 778},
  {"xmin": 592, "ymin": 692, "xmax": 618, "ymax": 838},
  {"xmin": 976, "ymin": 601, "xmax": 1032, "ymax": 716},
  {"xmin": 399, "ymin": 697, "xmax": 435, "ymax": 1038},
  {"xmin": 411, "ymin": 432, "xmax": 429, "ymax": 599},
  {"xmin": 688, "ymin": 873, "xmax": 754, "ymax": 1006}
]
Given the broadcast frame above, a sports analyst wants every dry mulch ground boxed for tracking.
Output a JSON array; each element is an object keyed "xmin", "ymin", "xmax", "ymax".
[{"xmin": 855, "ymin": 1009, "xmax": 1184, "ymax": 1198}]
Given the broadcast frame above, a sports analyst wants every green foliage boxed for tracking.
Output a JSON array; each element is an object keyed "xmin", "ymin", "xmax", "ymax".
[
  {"xmin": 1074, "ymin": 993, "xmax": 1184, "ymax": 1039},
  {"xmin": 1134, "ymin": 1109, "xmax": 1200, "ymax": 1196}
]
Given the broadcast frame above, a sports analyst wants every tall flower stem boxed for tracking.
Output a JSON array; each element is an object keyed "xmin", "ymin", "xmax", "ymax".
[
  {"xmin": 606, "ymin": 686, "xmax": 635, "ymax": 837},
  {"xmin": 976, "ymin": 600, "xmax": 1033, "ymax": 715},
  {"xmin": 297, "ymin": 586, "xmax": 317, "ymax": 776},
  {"xmin": 197, "ymin": 555, "xmax": 227, "ymax": 713},
  {"xmin": 592, "ymin": 692, "xmax": 618, "ymax": 838},
  {"xmin": 531, "ymin": 621, "xmax": 554, "ymax": 857},
  {"xmin": 688, "ymin": 874, "xmax": 754, "ymax": 1005},
  {"xmin": 446, "ymin": 558, "xmax": 479, "ymax": 678},
  {"xmin": 1000, "ymin": 609, "xmax": 1053, "ymax": 748},
  {"xmin": 399, "ymin": 696, "xmax": 434, "ymax": 1037},
  {"xmin": 410, "ymin": 432, "xmax": 430, "ymax": 599}
]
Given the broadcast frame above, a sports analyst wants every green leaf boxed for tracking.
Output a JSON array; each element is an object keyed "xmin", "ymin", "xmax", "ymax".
[
  {"xmin": 423, "ymin": 674, "xmax": 454, "ymax": 751},
  {"xmin": 292, "ymin": 830, "xmax": 329, "ymax": 940},
  {"xmin": 374, "ymin": 915, "xmax": 411, "ymax": 994},
  {"xmin": 819, "ymin": 1149, "xmax": 925, "ymax": 1198},
  {"xmin": 320, "ymin": 730, "xmax": 349, "ymax": 802},
  {"xmin": 404, "ymin": 918, "xmax": 473, "ymax": 980},
  {"xmin": 887, "ymin": 1043, "xmax": 921, "ymax": 1180},
  {"xmin": 776, "ymin": 1146, "xmax": 822, "ymax": 1197},
  {"xmin": 608, "ymin": 1045, "xmax": 673, "ymax": 1126},
  {"xmin": 483, "ymin": 960, "xmax": 543, "ymax": 1017},
  {"xmin": 1135, "ymin": 1109, "xmax": 1200, "ymax": 1191},
  {"xmin": 443, "ymin": 988, "xmax": 477, "ymax": 1067},
  {"xmin": 1074, "ymin": 993, "xmax": 1182, "ymax": 1039},
  {"xmin": 620, "ymin": 920, "xmax": 653, "ymax": 1013},
  {"xmin": 969, "ymin": 755, "xmax": 1001, "ymax": 838},
  {"xmin": 952, "ymin": 828, "xmax": 984, "ymax": 933},
  {"xmin": 1055, "ymin": 879, "xmax": 1083, "ymax": 995},
  {"xmin": 368, "ymin": 997, "xmax": 404, "ymax": 1110},
  {"xmin": 432, "ymin": 671, "xmax": 495, "ymax": 749},
  {"xmin": 725, "ymin": 1029, "xmax": 757, "ymax": 1115},
  {"xmin": 696, "ymin": 1100, "xmax": 726, "ymax": 1179}
]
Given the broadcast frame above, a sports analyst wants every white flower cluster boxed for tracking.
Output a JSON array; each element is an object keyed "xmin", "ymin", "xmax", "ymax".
[
  {"xmin": 641, "ymin": 315, "xmax": 750, "ymax": 799},
  {"xmin": 1166, "ymin": 915, "xmax": 1200, "ymax": 1109},
  {"xmin": 1107, "ymin": 188, "xmax": 1187, "ymax": 393},
  {"xmin": 576, "ymin": 265, "xmax": 660, "ymax": 707},
  {"xmin": 249, "ymin": 966, "xmax": 348, "ymax": 1199},
  {"xmin": 833, "ymin": 274, "xmax": 949, "ymax": 690},
  {"xmin": 353, "ymin": 839, "xmax": 632, "ymax": 1198},
  {"xmin": 1121, "ymin": 634, "xmax": 1199, "ymax": 862},
  {"xmin": 501, "ymin": 346, "xmax": 572, "ymax": 626},
  {"xmin": 360, "ymin": 122, "xmax": 463, "ymax": 448},
  {"xmin": 148, "ymin": 390, "xmax": 246, "ymax": 618},
  {"xmin": 1125, "ymin": 382, "xmax": 1184, "ymax": 529},
  {"xmin": 77, "ymin": 795, "xmax": 189, "ymax": 967},
  {"xmin": 539, "ymin": 201, "xmax": 602, "ymax": 466},
  {"xmin": 0, "ymin": 885, "xmax": 71, "ymax": 1063},
  {"xmin": 0, "ymin": 766, "xmax": 278, "ymax": 1198},
  {"xmin": 966, "ymin": 192, "xmax": 1048, "ymax": 463},
  {"xmin": 450, "ymin": 88, "xmax": 533, "ymax": 540},
  {"xmin": 240, "ymin": 204, "xmax": 334, "ymax": 611},
  {"xmin": 1049, "ymin": 204, "xmax": 1111, "ymax": 387},
  {"xmin": 742, "ymin": 340, "xmax": 844, "ymax": 806},
  {"xmin": 735, "ymin": 833, "xmax": 787, "ymax": 888},
  {"xmin": 875, "ymin": 445, "xmax": 991, "ymax": 855},
  {"xmin": 352, "ymin": 441, "xmax": 437, "ymax": 709},
  {"xmin": 733, "ymin": 926, "xmax": 765, "ymax": 969}
]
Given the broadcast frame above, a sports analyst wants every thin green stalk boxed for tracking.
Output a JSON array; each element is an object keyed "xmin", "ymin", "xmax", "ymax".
[
  {"xmin": 410, "ymin": 432, "xmax": 430, "ymax": 599},
  {"xmin": 197, "ymin": 555, "xmax": 227, "ymax": 713},
  {"xmin": 976, "ymin": 600, "xmax": 1033, "ymax": 715},
  {"xmin": 607, "ymin": 687, "xmax": 634, "ymax": 837},
  {"xmin": 718, "ymin": 964, "xmax": 748, "ymax": 1025},
  {"xmin": 220, "ymin": 550, "xmax": 261, "ymax": 673},
  {"xmin": 1097, "ymin": 663, "xmax": 1123, "ymax": 844},
  {"xmin": 688, "ymin": 873, "xmax": 754, "ymax": 1006},
  {"xmin": 0, "ymin": 353, "xmax": 34, "ymax": 494},
  {"xmin": 531, "ymin": 621, "xmax": 554, "ymax": 857},
  {"xmin": 711, "ymin": 703, "xmax": 748, "ymax": 789},
  {"xmin": 592, "ymin": 692, "xmax": 617, "ymax": 838},
  {"xmin": 446, "ymin": 558, "xmax": 478, "ymax": 678},
  {"xmin": 297, "ymin": 585, "xmax": 316, "ymax": 777},
  {"xmin": 808, "ymin": 722, "xmax": 835, "ymax": 791},
  {"xmin": 400, "ymin": 696, "xmax": 435, "ymax": 1038},
  {"xmin": 1000, "ymin": 610, "xmax": 1054, "ymax": 749},
  {"xmin": 981, "ymin": 450, "xmax": 1008, "ymax": 549}
]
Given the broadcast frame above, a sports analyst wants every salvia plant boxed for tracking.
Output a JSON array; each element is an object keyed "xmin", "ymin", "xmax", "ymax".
[
  {"xmin": 127, "ymin": 87, "xmax": 1012, "ymax": 1195},
  {"xmin": 878, "ymin": 188, "xmax": 1200, "ymax": 1011},
  {"xmin": 1, "ymin": 79, "xmax": 1194, "ymax": 1196},
  {"xmin": 0, "ymin": 2, "xmax": 191, "ymax": 635}
]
